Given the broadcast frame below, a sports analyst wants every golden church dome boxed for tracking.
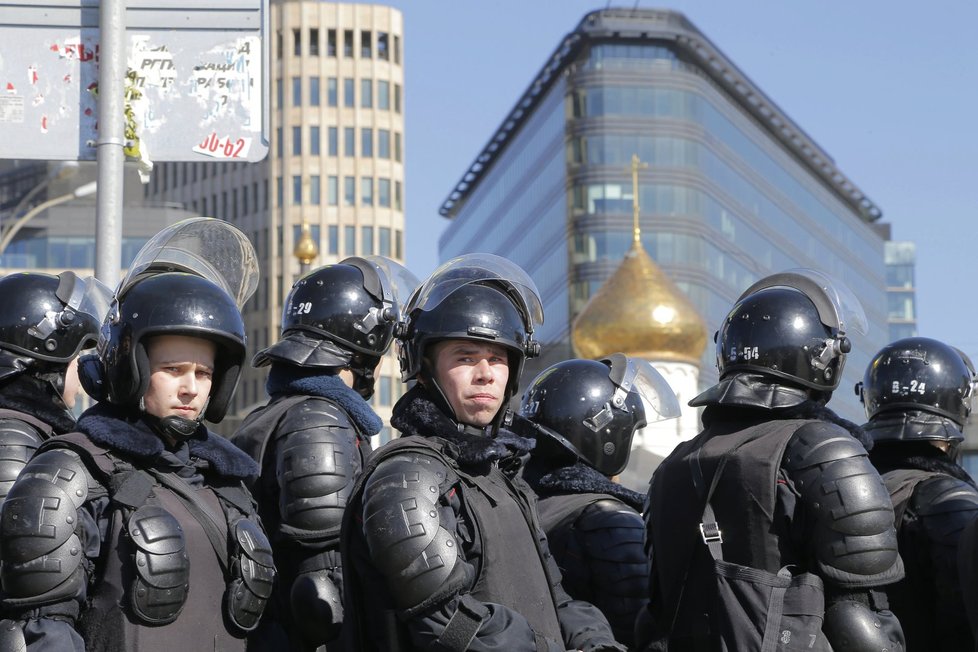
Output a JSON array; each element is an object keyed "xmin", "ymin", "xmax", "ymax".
[
  {"xmin": 572, "ymin": 241, "xmax": 707, "ymax": 364},
  {"xmin": 293, "ymin": 222, "xmax": 319, "ymax": 265}
]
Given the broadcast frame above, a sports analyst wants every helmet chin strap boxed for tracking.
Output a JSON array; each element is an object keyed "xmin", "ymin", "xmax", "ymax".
[{"xmin": 139, "ymin": 396, "xmax": 209, "ymax": 443}]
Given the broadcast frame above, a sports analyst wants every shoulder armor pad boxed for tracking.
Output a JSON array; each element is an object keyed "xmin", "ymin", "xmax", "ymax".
[
  {"xmin": 783, "ymin": 422, "xmax": 867, "ymax": 471},
  {"xmin": 275, "ymin": 409, "xmax": 362, "ymax": 532},
  {"xmin": 0, "ymin": 619, "xmax": 26, "ymax": 652},
  {"xmin": 361, "ymin": 454, "xmax": 459, "ymax": 610},
  {"xmin": 227, "ymin": 517, "xmax": 275, "ymax": 632},
  {"xmin": 783, "ymin": 426, "xmax": 900, "ymax": 586},
  {"xmin": 0, "ymin": 418, "xmax": 45, "ymax": 501},
  {"xmin": 910, "ymin": 475, "xmax": 978, "ymax": 542},
  {"xmin": 0, "ymin": 450, "xmax": 90, "ymax": 602},
  {"xmin": 823, "ymin": 598, "xmax": 904, "ymax": 652},
  {"xmin": 127, "ymin": 504, "xmax": 190, "ymax": 625},
  {"xmin": 577, "ymin": 499, "xmax": 645, "ymax": 535},
  {"xmin": 276, "ymin": 397, "xmax": 358, "ymax": 436}
]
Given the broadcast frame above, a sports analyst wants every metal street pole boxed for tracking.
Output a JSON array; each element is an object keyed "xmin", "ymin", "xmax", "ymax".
[{"xmin": 95, "ymin": 0, "xmax": 126, "ymax": 289}]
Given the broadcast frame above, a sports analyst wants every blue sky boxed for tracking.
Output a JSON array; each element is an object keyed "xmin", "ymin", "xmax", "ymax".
[{"xmin": 371, "ymin": 1, "xmax": 978, "ymax": 361}]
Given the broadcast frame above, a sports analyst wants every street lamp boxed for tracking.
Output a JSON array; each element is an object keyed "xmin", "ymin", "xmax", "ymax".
[{"xmin": 0, "ymin": 181, "xmax": 98, "ymax": 258}]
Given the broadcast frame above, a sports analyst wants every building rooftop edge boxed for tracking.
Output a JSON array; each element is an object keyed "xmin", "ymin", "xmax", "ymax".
[{"xmin": 438, "ymin": 7, "xmax": 882, "ymax": 224}]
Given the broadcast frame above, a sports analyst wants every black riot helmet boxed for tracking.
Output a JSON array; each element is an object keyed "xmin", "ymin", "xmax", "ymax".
[
  {"xmin": 520, "ymin": 354, "xmax": 680, "ymax": 476},
  {"xmin": 0, "ymin": 272, "xmax": 110, "ymax": 368},
  {"xmin": 857, "ymin": 337, "xmax": 975, "ymax": 437},
  {"xmin": 715, "ymin": 269, "xmax": 867, "ymax": 393},
  {"xmin": 83, "ymin": 273, "xmax": 246, "ymax": 422},
  {"xmin": 397, "ymin": 254, "xmax": 544, "ymax": 425},
  {"xmin": 253, "ymin": 256, "xmax": 418, "ymax": 398}
]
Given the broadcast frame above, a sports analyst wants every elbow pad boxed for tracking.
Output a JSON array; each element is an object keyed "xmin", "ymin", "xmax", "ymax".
[
  {"xmin": 823, "ymin": 599, "xmax": 904, "ymax": 652},
  {"xmin": 784, "ymin": 423, "xmax": 901, "ymax": 587}
]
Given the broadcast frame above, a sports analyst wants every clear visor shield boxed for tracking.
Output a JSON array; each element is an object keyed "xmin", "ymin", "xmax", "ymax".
[
  {"xmin": 358, "ymin": 256, "xmax": 421, "ymax": 319},
  {"xmin": 117, "ymin": 217, "xmax": 259, "ymax": 309},
  {"xmin": 32, "ymin": 273, "xmax": 113, "ymax": 340},
  {"xmin": 618, "ymin": 358, "xmax": 681, "ymax": 422},
  {"xmin": 739, "ymin": 268, "xmax": 868, "ymax": 336},
  {"xmin": 410, "ymin": 253, "xmax": 544, "ymax": 331}
]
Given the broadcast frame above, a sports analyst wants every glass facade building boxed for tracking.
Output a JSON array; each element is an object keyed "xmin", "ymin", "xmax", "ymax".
[
  {"xmin": 884, "ymin": 240, "xmax": 918, "ymax": 341},
  {"xmin": 439, "ymin": 9, "xmax": 890, "ymax": 421}
]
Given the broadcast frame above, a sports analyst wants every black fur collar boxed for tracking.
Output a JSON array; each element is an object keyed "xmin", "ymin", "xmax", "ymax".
[
  {"xmin": 870, "ymin": 440, "xmax": 977, "ymax": 488},
  {"xmin": 266, "ymin": 364, "xmax": 383, "ymax": 436},
  {"xmin": 0, "ymin": 374, "xmax": 76, "ymax": 434},
  {"xmin": 77, "ymin": 403, "xmax": 258, "ymax": 481},
  {"xmin": 391, "ymin": 385, "xmax": 535, "ymax": 466},
  {"xmin": 526, "ymin": 459, "xmax": 645, "ymax": 511},
  {"xmin": 702, "ymin": 398, "xmax": 873, "ymax": 450}
]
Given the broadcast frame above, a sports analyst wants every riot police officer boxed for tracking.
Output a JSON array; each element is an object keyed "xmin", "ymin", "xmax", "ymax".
[
  {"xmin": 640, "ymin": 270, "xmax": 904, "ymax": 652},
  {"xmin": 858, "ymin": 336, "xmax": 978, "ymax": 650},
  {"xmin": 341, "ymin": 254, "xmax": 625, "ymax": 651},
  {"xmin": 515, "ymin": 354, "xmax": 679, "ymax": 648},
  {"xmin": 232, "ymin": 256, "xmax": 417, "ymax": 651},
  {"xmin": 0, "ymin": 219, "xmax": 274, "ymax": 651},
  {"xmin": 0, "ymin": 272, "xmax": 110, "ymax": 504}
]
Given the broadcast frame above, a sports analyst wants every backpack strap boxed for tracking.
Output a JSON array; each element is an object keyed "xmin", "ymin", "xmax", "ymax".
[{"xmin": 882, "ymin": 468, "xmax": 942, "ymax": 525}]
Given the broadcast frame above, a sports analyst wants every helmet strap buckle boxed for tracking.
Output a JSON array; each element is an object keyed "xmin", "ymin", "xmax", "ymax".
[{"xmin": 584, "ymin": 403, "xmax": 615, "ymax": 432}]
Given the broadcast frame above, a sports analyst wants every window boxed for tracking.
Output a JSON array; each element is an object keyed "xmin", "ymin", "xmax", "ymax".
[
  {"xmin": 276, "ymin": 176, "xmax": 283, "ymax": 207},
  {"xmin": 378, "ymin": 178, "xmax": 391, "ymax": 207},
  {"xmin": 377, "ymin": 32, "xmax": 389, "ymax": 61},
  {"xmin": 327, "ymin": 77, "xmax": 337, "ymax": 106},
  {"xmin": 292, "ymin": 126, "xmax": 301, "ymax": 155},
  {"xmin": 361, "ymin": 177, "xmax": 373, "ymax": 205},
  {"xmin": 276, "ymin": 30, "xmax": 282, "ymax": 59},
  {"xmin": 361, "ymin": 30, "xmax": 372, "ymax": 58},
  {"xmin": 276, "ymin": 127, "xmax": 282, "ymax": 158},
  {"xmin": 327, "ymin": 176, "xmax": 338, "ymax": 206},
  {"xmin": 395, "ymin": 181, "xmax": 402, "ymax": 211},
  {"xmin": 379, "ymin": 226, "xmax": 391, "ymax": 256},
  {"xmin": 394, "ymin": 35, "xmax": 400, "ymax": 64},
  {"xmin": 343, "ymin": 30, "xmax": 353, "ymax": 57},
  {"xmin": 361, "ymin": 128, "xmax": 373, "ymax": 157},
  {"xmin": 309, "ymin": 77, "xmax": 320, "ymax": 106},
  {"xmin": 328, "ymin": 127, "xmax": 337, "ymax": 156},
  {"xmin": 378, "ymin": 129, "xmax": 390, "ymax": 158},
  {"xmin": 343, "ymin": 78, "xmax": 354, "ymax": 107},
  {"xmin": 310, "ymin": 126, "xmax": 320, "ymax": 156},
  {"xmin": 310, "ymin": 175, "xmax": 321, "ymax": 205},
  {"xmin": 242, "ymin": 186, "xmax": 249, "ymax": 215},
  {"xmin": 394, "ymin": 84, "xmax": 401, "ymax": 113},
  {"xmin": 276, "ymin": 79, "xmax": 282, "ymax": 109},
  {"xmin": 309, "ymin": 28, "xmax": 319, "ymax": 56},
  {"xmin": 361, "ymin": 225, "xmax": 374, "ymax": 254},
  {"xmin": 344, "ymin": 127, "xmax": 354, "ymax": 157},
  {"xmin": 378, "ymin": 80, "xmax": 390, "ymax": 110},
  {"xmin": 343, "ymin": 176, "xmax": 355, "ymax": 206},
  {"xmin": 395, "ymin": 229, "xmax": 403, "ymax": 258},
  {"xmin": 344, "ymin": 225, "xmax": 356, "ymax": 255},
  {"xmin": 394, "ymin": 132, "xmax": 402, "ymax": 162},
  {"xmin": 292, "ymin": 76, "xmax": 301, "ymax": 106},
  {"xmin": 292, "ymin": 28, "xmax": 301, "ymax": 56},
  {"xmin": 328, "ymin": 225, "xmax": 338, "ymax": 254},
  {"xmin": 360, "ymin": 79, "xmax": 372, "ymax": 108},
  {"xmin": 292, "ymin": 175, "xmax": 302, "ymax": 205}
]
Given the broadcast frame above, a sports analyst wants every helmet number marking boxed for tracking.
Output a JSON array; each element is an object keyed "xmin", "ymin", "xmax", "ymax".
[
  {"xmin": 741, "ymin": 346, "xmax": 760, "ymax": 361},
  {"xmin": 293, "ymin": 302, "xmax": 313, "ymax": 315},
  {"xmin": 892, "ymin": 380, "xmax": 926, "ymax": 394}
]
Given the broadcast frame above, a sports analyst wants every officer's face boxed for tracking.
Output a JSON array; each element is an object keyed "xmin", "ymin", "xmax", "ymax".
[
  {"xmin": 431, "ymin": 339, "xmax": 509, "ymax": 427},
  {"xmin": 62, "ymin": 357, "xmax": 81, "ymax": 409},
  {"xmin": 142, "ymin": 335, "xmax": 216, "ymax": 421}
]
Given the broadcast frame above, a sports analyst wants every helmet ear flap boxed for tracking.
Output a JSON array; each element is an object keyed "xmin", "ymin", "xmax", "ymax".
[{"xmin": 78, "ymin": 353, "xmax": 108, "ymax": 401}]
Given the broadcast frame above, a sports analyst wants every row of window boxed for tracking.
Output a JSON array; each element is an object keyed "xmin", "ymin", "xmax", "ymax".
[
  {"xmin": 185, "ymin": 181, "xmax": 269, "ymax": 222},
  {"xmin": 147, "ymin": 160, "xmax": 252, "ymax": 195},
  {"xmin": 279, "ymin": 126, "xmax": 402, "ymax": 162},
  {"xmin": 277, "ymin": 175, "xmax": 402, "ymax": 211},
  {"xmin": 278, "ymin": 77, "xmax": 402, "ymax": 113},
  {"xmin": 281, "ymin": 28, "xmax": 401, "ymax": 64},
  {"xmin": 288, "ymin": 223, "xmax": 403, "ymax": 259}
]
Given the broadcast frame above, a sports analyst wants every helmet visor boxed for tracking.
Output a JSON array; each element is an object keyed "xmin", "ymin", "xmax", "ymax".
[
  {"xmin": 118, "ymin": 217, "xmax": 259, "ymax": 309},
  {"xmin": 411, "ymin": 253, "xmax": 544, "ymax": 330},
  {"xmin": 620, "ymin": 358, "xmax": 681, "ymax": 422},
  {"xmin": 739, "ymin": 268, "xmax": 868, "ymax": 336},
  {"xmin": 60, "ymin": 273, "xmax": 113, "ymax": 326},
  {"xmin": 350, "ymin": 255, "xmax": 420, "ymax": 319}
]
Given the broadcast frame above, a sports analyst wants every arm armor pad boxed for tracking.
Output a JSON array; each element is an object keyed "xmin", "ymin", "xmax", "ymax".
[
  {"xmin": 361, "ymin": 454, "xmax": 462, "ymax": 611},
  {"xmin": 823, "ymin": 598, "xmax": 904, "ymax": 652},
  {"xmin": 275, "ymin": 399, "xmax": 364, "ymax": 534},
  {"xmin": 227, "ymin": 517, "xmax": 276, "ymax": 632},
  {"xmin": 127, "ymin": 504, "xmax": 190, "ymax": 625},
  {"xmin": 0, "ymin": 449, "xmax": 89, "ymax": 604},
  {"xmin": 290, "ymin": 569, "xmax": 342, "ymax": 644},
  {"xmin": 0, "ymin": 418, "xmax": 45, "ymax": 503},
  {"xmin": 783, "ymin": 422, "xmax": 902, "ymax": 587},
  {"xmin": 909, "ymin": 475, "xmax": 978, "ymax": 544}
]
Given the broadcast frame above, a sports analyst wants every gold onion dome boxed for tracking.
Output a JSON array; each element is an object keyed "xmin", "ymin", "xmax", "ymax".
[
  {"xmin": 293, "ymin": 223, "xmax": 318, "ymax": 265},
  {"xmin": 572, "ymin": 241, "xmax": 707, "ymax": 364}
]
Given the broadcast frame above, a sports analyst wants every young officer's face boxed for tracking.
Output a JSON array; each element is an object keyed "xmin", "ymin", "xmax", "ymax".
[
  {"xmin": 142, "ymin": 335, "xmax": 216, "ymax": 421},
  {"xmin": 431, "ymin": 339, "xmax": 510, "ymax": 427}
]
